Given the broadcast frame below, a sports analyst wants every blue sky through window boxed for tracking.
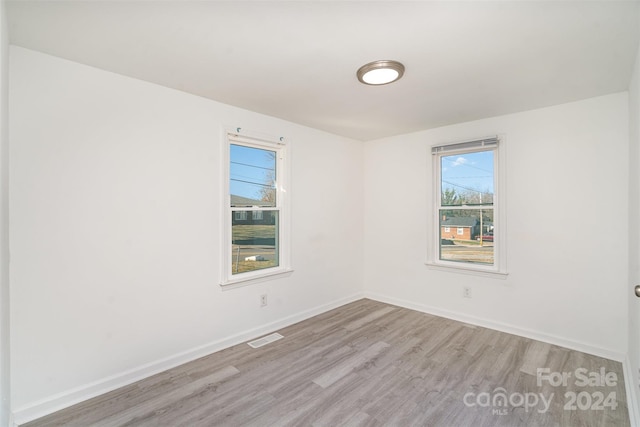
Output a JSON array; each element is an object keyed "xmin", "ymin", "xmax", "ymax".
[
  {"xmin": 230, "ymin": 144, "xmax": 276, "ymax": 201},
  {"xmin": 441, "ymin": 150, "xmax": 494, "ymax": 204}
]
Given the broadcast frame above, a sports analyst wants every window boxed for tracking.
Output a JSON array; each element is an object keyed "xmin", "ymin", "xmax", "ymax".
[
  {"xmin": 429, "ymin": 137, "xmax": 506, "ymax": 277},
  {"xmin": 221, "ymin": 130, "xmax": 291, "ymax": 286}
]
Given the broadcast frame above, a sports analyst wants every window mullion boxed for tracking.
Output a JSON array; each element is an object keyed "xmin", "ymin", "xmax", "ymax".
[
  {"xmin": 223, "ymin": 130, "xmax": 290, "ymax": 286},
  {"xmin": 434, "ymin": 146, "xmax": 497, "ymax": 268}
]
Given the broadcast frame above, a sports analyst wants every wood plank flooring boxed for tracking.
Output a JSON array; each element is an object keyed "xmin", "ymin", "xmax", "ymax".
[{"xmin": 24, "ymin": 299, "xmax": 630, "ymax": 426}]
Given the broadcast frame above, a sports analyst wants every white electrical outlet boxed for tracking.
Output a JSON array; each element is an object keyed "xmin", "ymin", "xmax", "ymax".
[
  {"xmin": 463, "ymin": 287, "xmax": 472, "ymax": 298},
  {"xmin": 260, "ymin": 294, "xmax": 268, "ymax": 307}
]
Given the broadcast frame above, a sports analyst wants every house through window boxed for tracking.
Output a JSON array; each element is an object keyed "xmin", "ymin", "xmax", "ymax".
[
  {"xmin": 221, "ymin": 131, "xmax": 290, "ymax": 286},
  {"xmin": 430, "ymin": 137, "xmax": 506, "ymax": 276}
]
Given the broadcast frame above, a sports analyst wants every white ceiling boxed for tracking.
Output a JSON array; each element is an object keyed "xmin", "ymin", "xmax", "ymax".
[{"xmin": 7, "ymin": 1, "xmax": 640, "ymax": 141}]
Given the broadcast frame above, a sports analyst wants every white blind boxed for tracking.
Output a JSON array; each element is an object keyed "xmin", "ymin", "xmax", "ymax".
[
  {"xmin": 228, "ymin": 131, "xmax": 284, "ymax": 146},
  {"xmin": 431, "ymin": 137, "xmax": 498, "ymax": 155}
]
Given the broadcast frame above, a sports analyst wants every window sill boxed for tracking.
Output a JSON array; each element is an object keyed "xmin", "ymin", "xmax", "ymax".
[
  {"xmin": 220, "ymin": 268, "xmax": 294, "ymax": 290},
  {"xmin": 425, "ymin": 262, "xmax": 508, "ymax": 280}
]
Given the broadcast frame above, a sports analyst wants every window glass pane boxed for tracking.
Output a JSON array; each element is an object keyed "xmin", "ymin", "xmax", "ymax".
[
  {"xmin": 230, "ymin": 144, "xmax": 277, "ymax": 207},
  {"xmin": 441, "ymin": 150, "xmax": 493, "ymax": 206},
  {"xmin": 231, "ymin": 210, "xmax": 279, "ymax": 274},
  {"xmin": 439, "ymin": 209, "xmax": 494, "ymax": 265}
]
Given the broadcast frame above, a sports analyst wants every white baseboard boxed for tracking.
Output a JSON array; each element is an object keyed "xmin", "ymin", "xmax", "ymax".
[
  {"xmin": 12, "ymin": 292, "xmax": 365, "ymax": 426},
  {"xmin": 13, "ymin": 291, "xmax": 629, "ymax": 425},
  {"xmin": 623, "ymin": 354, "xmax": 640, "ymax": 427},
  {"xmin": 364, "ymin": 291, "xmax": 626, "ymax": 362},
  {"xmin": 364, "ymin": 292, "xmax": 636, "ymax": 426}
]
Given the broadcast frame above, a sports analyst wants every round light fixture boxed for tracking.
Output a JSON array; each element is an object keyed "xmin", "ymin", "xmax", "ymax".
[{"xmin": 357, "ymin": 60, "xmax": 405, "ymax": 85}]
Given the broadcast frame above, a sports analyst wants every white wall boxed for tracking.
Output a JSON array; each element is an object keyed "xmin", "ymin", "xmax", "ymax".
[
  {"xmin": 9, "ymin": 46, "xmax": 364, "ymax": 421},
  {"xmin": 628, "ymin": 38, "xmax": 640, "ymax": 420},
  {"xmin": 363, "ymin": 93, "xmax": 629, "ymax": 359},
  {"xmin": 0, "ymin": 1, "xmax": 10, "ymax": 426}
]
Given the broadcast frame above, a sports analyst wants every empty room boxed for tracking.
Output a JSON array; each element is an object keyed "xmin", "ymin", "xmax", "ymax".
[{"xmin": 2, "ymin": 1, "xmax": 640, "ymax": 426}]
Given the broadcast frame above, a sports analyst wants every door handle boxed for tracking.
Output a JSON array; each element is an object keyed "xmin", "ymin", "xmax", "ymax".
[{"xmin": 636, "ymin": 285, "xmax": 640, "ymax": 298}]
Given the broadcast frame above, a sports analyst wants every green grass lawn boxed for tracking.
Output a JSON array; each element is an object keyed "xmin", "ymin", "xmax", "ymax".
[
  {"xmin": 231, "ymin": 224, "xmax": 277, "ymax": 274},
  {"xmin": 233, "ymin": 259, "xmax": 277, "ymax": 274},
  {"xmin": 232, "ymin": 224, "xmax": 276, "ymax": 243}
]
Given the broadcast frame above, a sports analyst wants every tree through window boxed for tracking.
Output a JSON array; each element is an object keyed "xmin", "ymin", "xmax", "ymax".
[
  {"xmin": 431, "ymin": 137, "xmax": 505, "ymax": 275},
  {"xmin": 222, "ymin": 131, "xmax": 290, "ymax": 286}
]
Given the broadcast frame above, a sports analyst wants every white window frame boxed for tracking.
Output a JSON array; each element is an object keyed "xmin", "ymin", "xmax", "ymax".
[
  {"xmin": 457, "ymin": 227, "xmax": 464, "ymax": 236},
  {"xmin": 426, "ymin": 136, "xmax": 507, "ymax": 278},
  {"xmin": 220, "ymin": 129, "xmax": 292, "ymax": 288}
]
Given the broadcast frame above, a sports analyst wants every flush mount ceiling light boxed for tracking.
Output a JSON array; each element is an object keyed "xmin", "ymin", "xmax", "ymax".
[{"xmin": 357, "ymin": 60, "xmax": 405, "ymax": 85}]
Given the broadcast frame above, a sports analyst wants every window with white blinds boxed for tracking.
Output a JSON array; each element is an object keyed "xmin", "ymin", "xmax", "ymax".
[{"xmin": 428, "ymin": 136, "xmax": 507, "ymax": 277}]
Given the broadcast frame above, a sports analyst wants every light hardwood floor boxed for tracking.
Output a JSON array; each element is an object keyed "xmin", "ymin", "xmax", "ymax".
[{"xmin": 24, "ymin": 299, "xmax": 630, "ymax": 426}]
